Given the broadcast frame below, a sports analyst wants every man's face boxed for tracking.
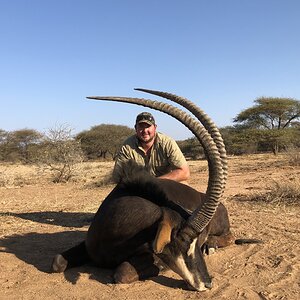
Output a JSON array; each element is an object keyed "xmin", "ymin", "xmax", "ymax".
[{"xmin": 135, "ymin": 122, "xmax": 157, "ymax": 143}]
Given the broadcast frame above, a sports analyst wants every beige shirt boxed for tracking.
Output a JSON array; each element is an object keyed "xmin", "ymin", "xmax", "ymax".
[{"xmin": 113, "ymin": 132, "xmax": 187, "ymax": 180}]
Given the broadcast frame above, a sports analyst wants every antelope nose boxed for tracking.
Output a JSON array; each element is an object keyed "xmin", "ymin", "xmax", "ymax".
[{"xmin": 205, "ymin": 280, "xmax": 212, "ymax": 289}]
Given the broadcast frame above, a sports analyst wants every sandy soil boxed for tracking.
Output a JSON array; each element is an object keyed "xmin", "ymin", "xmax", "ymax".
[{"xmin": 0, "ymin": 154, "xmax": 299, "ymax": 300}]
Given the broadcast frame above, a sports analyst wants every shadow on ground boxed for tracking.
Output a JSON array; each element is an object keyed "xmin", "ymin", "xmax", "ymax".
[
  {"xmin": 0, "ymin": 230, "xmax": 188, "ymax": 290},
  {"xmin": 0, "ymin": 211, "xmax": 94, "ymax": 227},
  {"xmin": 0, "ymin": 230, "xmax": 112, "ymax": 284},
  {"xmin": 151, "ymin": 275, "xmax": 190, "ymax": 291}
]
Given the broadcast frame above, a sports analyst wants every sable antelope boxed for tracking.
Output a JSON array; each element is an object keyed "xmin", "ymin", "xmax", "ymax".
[{"xmin": 52, "ymin": 89, "xmax": 261, "ymax": 291}]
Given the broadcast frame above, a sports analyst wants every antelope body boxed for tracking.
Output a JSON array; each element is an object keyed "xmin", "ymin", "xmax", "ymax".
[{"xmin": 52, "ymin": 89, "xmax": 260, "ymax": 291}]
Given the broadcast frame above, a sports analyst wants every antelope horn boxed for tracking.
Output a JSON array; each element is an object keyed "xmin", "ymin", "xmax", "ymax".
[
  {"xmin": 87, "ymin": 90, "xmax": 223, "ymax": 240},
  {"xmin": 132, "ymin": 89, "xmax": 228, "ymax": 244},
  {"xmin": 134, "ymin": 88, "xmax": 227, "ymax": 192}
]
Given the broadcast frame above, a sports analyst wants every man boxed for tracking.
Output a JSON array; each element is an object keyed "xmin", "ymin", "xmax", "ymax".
[{"xmin": 112, "ymin": 112, "xmax": 190, "ymax": 182}]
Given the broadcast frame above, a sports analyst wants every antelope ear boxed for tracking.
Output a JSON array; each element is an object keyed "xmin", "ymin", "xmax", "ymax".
[{"xmin": 153, "ymin": 210, "xmax": 174, "ymax": 254}]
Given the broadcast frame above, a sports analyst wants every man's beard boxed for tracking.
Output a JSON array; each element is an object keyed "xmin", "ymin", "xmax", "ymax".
[{"xmin": 138, "ymin": 134, "xmax": 155, "ymax": 144}]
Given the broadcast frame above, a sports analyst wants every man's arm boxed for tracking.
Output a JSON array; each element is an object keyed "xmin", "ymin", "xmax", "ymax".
[
  {"xmin": 158, "ymin": 136, "xmax": 190, "ymax": 182},
  {"xmin": 112, "ymin": 146, "xmax": 132, "ymax": 183},
  {"xmin": 158, "ymin": 163, "xmax": 190, "ymax": 182}
]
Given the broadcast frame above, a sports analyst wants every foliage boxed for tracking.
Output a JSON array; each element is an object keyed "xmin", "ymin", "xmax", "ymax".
[
  {"xmin": 234, "ymin": 97, "xmax": 300, "ymax": 130},
  {"xmin": 0, "ymin": 129, "xmax": 42, "ymax": 162},
  {"xmin": 0, "ymin": 129, "xmax": 11, "ymax": 161},
  {"xmin": 177, "ymin": 137, "xmax": 204, "ymax": 160},
  {"xmin": 1, "ymin": 96, "xmax": 299, "ymax": 164},
  {"xmin": 233, "ymin": 97, "xmax": 300, "ymax": 154},
  {"xmin": 36, "ymin": 125, "xmax": 84, "ymax": 183},
  {"xmin": 220, "ymin": 126, "xmax": 264, "ymax": 155},
  {"xmin": 219, "ymin": 126, "xmax": 300, "ymax": 155},
  {"xmin": 257, "ymin": 128, "xmax": 300, "ymax": 154},
  {"xmin": 77, "ymin": 124, "xmax": 135, "ymax": 160}
]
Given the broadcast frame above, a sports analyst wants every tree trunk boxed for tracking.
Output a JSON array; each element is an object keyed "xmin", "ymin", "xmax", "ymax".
[{"xmin": 272, "ymin": 142, "xmax": 279, "ymax": 155}]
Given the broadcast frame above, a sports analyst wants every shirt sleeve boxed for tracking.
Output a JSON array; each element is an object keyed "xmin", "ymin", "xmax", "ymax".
[
  {"xmin": 112, "ymin": 145, "xmax": 132, "ymax": 182},
  {"xmin": 166, "ymin": 138, "xmax": 187, "ymax": 168}
]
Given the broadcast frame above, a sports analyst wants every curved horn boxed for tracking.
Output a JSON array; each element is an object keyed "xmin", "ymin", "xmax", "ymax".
[
  {"xmin": 131, "ymin": 89, "xmax": 228, "ymax": 244},
  {"xmin": 87, "ymin": 92, "xmax": 223, "ymax": 240},
  {"xmin": 134, "ymin": 88, "xmax": 227, "ymax": 192}
]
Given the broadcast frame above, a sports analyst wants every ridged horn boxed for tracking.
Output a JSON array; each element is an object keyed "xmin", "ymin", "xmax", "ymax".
[
  {"xmin": 134, "ymin": 88, "xmax": 227, "ymax": 192},
  {"xmin": 131, "ymin": 89, "xmax": 228, "ymax": 243},
  {"xmin": 86, "ymin": 92, "xmax": 223, "ymax": 240}
]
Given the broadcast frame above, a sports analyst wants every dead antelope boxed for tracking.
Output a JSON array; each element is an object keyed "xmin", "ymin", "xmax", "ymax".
[{"xmin": 52, "ymin": 89, "xmax": 261, "ymax": 291}]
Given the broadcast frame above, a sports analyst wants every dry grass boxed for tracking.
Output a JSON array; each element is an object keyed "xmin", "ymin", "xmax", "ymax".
[
  {"xmin": 1, "ymin": 154, "xmax": 299, "ymax": 207},
  {"xmin": 0, "ymin": 161, "xmax": 115, "ymax": 188},
  {"xmin": 0, "ymin": 163, "xmax": 47, "ymax": 187},
  {"xmin": 286, "ymin": 146, "xmax": 300, "ymax": 166},
  {"xmin": 235, "ymin": 177, "xmax": 300, "ymax": 206}
]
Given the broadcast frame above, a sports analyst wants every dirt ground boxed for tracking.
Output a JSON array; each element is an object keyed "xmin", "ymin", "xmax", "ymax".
[{"xmin": 0, "ymin": 154, "xmax": 299, "ymax": 300}]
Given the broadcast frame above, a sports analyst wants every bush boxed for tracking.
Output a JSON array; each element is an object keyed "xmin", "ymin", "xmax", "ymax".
[
  {"xmin": 36, "ymin": 125, "xmax": 84, "ymax": 183},
  {"xmin": 285, "ymin": 146, "xmax": 300, "ymax": 166},
  {"xmin": 237, "ymin": 177, "xmax": 300, "ymax": 206}
]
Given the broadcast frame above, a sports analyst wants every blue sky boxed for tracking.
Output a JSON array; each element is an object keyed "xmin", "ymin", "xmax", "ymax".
[{"xmin": 1, "ymin": 0, "xmax": 299, "ymax": 140}]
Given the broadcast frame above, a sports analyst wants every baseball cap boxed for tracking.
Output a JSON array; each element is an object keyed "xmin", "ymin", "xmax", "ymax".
[{"xmin": 135, "ymin": 112, "xmax": 156, "ymax": 126}]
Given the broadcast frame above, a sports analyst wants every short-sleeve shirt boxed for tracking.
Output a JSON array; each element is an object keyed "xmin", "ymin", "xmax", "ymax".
[{"xmin": 112, "ymin": 132, "xmax": 187, "ymax": 180}]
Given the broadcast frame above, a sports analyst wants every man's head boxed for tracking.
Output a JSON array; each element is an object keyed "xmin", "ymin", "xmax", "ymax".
[
  {"xmin": 135, "ymin": 112, "xmax": 157, "ymax": 144},
  {"xmin": 135, "ymin": 112, "xmax": 156, "ymax": 126}
]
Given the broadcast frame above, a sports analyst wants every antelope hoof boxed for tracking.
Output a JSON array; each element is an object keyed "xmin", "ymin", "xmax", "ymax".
[
  {"xmin": 114, "ymin": 261, "xmax": 139, "ymax": 284},
  {"xmin": 51, "ymin": 254, "xmax": 68, "ymax": 273},
  {"xmin": 205, "ymin": 280, "xmax": 213, "ymax": 289}
]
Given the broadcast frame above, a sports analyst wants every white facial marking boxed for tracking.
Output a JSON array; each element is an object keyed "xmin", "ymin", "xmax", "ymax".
[
  {"xmin": 174, "ymin": 254, "xmax": 207, "ymax": 292},
  {"xmin": 187, "ymin": 238, "xmax": 198, "ymax": 258},
  {"xmin": 176, "ymin": 254, "xmax": 195, "ymax": 285}
]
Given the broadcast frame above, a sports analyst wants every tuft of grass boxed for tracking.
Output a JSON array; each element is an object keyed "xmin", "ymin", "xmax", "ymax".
[
  {"xmin": 285, "ymin": 146, "xmax": 300, "ymax": 167},
  {"xmin": 0, "ymin": 167, "xmax": 42, "ymax": 187},
  {"xmin": 84, "ymin": 173, "xmax": 115, "ymax": 188},
  {"xmin": 237, "ymin": 177, "xmax": 300, "ymax": 206}
]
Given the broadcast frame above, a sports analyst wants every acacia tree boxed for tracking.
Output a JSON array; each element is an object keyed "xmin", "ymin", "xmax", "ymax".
[
  {"xmin": 234, "ymin": 97, "xmax": 300, "ymax": 154},
  {"xmin": 0, "ymin": 129, "xmax": 42, "ymax": 162},
  {"xmin": 77, "ymin": 124, "xmax": 135, "ymax": 160},
  {"xmin": 11, "ymin": 129, "xmax": 43, "ymax": 162}
]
